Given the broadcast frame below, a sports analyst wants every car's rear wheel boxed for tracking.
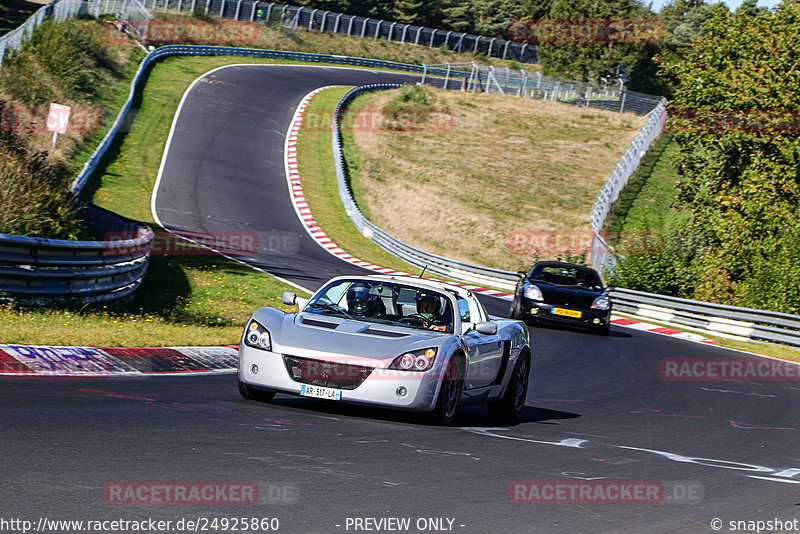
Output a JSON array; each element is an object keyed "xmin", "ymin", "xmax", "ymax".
[
  {"xmin": 238, "ymin": 378, "xmax": 276, "ymax": 402},
  {"xmin": 487, "ymin": 350, "xmax": 530, "ymax": 421},
  {"xmin": 429, "ymin": 356, "xmax": 464, "ymax": 425}
]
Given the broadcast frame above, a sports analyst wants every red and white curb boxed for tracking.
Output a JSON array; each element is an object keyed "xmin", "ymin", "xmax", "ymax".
[
  {"xmin": 0, "ymin": 345, "xmax": 238, "ymax": 376},
  {"xmin": 283, "ymin": 88, "xmax": 727, "ymax": 348},
  {"xmin": 284, "ymin": 86, "xmax": 513, "ymax": 300},
  {"xmin": 610, "ymin": 316, "xmax": 718, "ymax": 345}
]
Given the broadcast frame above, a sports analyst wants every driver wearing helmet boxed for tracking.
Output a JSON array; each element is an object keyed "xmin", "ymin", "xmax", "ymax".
[
  {"xmin": 414, "ymin": 290, "xmax": 450, "ymax": 332},
  {"xmin": 346, "ymin": 283, "xmax": 383, "ymax": 317}
]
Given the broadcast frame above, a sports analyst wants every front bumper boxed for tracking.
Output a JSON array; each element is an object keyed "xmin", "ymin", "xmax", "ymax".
[
  {"xmin": 238, "ymin": 345, "xmax": 443, "ymax": 412},
  {"xmin": 518, "ymin": 298, "xmax": 611, "ymax": 329}
]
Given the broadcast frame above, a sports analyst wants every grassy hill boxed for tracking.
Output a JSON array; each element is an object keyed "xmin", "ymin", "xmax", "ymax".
[{"xmin": 342, "ymin": 86, "xmax": 645, "ymax": 271}]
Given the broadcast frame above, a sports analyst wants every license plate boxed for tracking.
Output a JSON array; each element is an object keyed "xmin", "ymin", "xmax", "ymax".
[
  {"xmin": 552, "ymin": 308, "xmax": 582, "ymax": 318},
  {"xmin": 300, "ymin": 384, "xmax": 342, "ymax": 401}
]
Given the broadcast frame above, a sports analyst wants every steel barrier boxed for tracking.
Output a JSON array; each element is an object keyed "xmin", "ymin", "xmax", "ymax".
[
  {"xmin": 4, "ymin": 31, "xmax": 798, "ymax": 346},
  {"xmin": 329, "ymin": 85, "xmax": 800, "ymax": 347},
  {"xmin": 330, "ymin": 84, "xmax": 518, "ymax": 291},
  {"xmin": 0, "ymin": 201, "xmax": 153, "ymax": 303},
  {"xmin": 611, "ymin": 288, "xmax": 800, "ymax": 347}
]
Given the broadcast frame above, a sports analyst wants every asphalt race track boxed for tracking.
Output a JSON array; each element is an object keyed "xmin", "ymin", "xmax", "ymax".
[{"xmin": 3, "ymin": 65, "xmax": 800, "ymax": 534}]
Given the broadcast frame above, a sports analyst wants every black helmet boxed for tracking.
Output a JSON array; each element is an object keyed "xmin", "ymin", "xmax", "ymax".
[
  {"xmin": 415, "ymin": 290, "xmax": 441, "ymax": 319},
  {"xmin": 346, "ymin": 283, "xmax": 377, "ymax": 316}
]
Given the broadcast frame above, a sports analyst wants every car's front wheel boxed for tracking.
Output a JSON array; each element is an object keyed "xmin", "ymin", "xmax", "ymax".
[
  {"xmin": 238, "ymin": 378, "xmax": 276, "ymax": 403},
  {"xmin": 509, "ymin": 297, "xmax": 523, "ymax": 319},
  {"xmin": 592, "ymin": 323, "xmax": 610, "ymax": 336},
  {"xmin": 487, "ymin": 350, "xmax": 530, "ymax": 421},
  {"xmin": 429, "ymin": 356, "xmax": 464, "ymax": 425}
]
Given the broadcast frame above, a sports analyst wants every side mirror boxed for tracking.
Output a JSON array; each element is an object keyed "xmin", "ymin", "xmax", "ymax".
[
  {"xmin": 516, "ymin": 270, "xmax": 527, "ymax": 279},
  {"xmin": 281, "ymin": 291, "xmax": 297, "ymax": 306},
  {"xmin": 475, "ymin": 321, "xmax": 498, "ymax": 335}
]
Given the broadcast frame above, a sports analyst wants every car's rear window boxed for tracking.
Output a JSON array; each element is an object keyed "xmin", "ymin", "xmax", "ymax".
[{"xmin": 530, "ymin": 266, "xmax": 601, "ymax": 290}]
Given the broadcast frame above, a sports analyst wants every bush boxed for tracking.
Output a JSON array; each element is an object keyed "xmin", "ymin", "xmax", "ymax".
[
  {"xmin": 0, "ymin": 105, "xmax": 82, "ymax": 239},
  {"xmin": 607, "ymin": 229, "xmax": 697, "ymax": 298},
  {"xmin": 380, "ymin": 85, "xmax": 440, "ymax": 131},
  {"xmin": 0, "ymin": 19, "xmax": 122, "ymax": 106}
]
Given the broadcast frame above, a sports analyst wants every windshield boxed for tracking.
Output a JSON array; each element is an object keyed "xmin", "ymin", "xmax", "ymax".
[
  {"xmin": 305, "ymin": 280, "xmax": 455, "ymax": 333},
  {"xmin": 530, "ymin": 266, "xmax": 602, "ymax": 291}
]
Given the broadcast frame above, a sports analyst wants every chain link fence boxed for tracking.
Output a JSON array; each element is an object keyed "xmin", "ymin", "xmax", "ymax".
[
  {"xmin": 1, "ymin": 0, "xmax": 537, "ymax": 68},
  {"xmin": 589, "ymin": 100, "xmax": 668, "ymax": 274},
  {"xmin": 421, "ymin": 62, "xmax": 663, "ymax": 116},
  {"xmin": 0, "ymin": 0, "xmax": 84, "ymax": 68}
]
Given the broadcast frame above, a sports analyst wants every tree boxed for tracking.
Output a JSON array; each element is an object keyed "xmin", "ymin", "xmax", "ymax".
[
  {"xmin": 523, "ymin": 0, "xmax": 555, "ymax": 19},
  {"xmin": 628, "ymin": 0, "xmax": 800, "ymax": 310},
  {"xmin": 535, "ymin": 0, "xmax": 654, "ymax": 82},
  {"xmin": 471, "ymin": 0, "xmax": 529, "ymax": 39}
]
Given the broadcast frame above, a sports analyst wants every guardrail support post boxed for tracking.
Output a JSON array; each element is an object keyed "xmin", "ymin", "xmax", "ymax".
[{"xmin": 308, "ymin": 9, "xmax": 317, "ymax": 30}]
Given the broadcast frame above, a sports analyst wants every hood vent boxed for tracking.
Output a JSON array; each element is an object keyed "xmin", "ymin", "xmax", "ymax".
[
  {"xmin": 301, "ymin": 318, "xmax": 339, "ymax": 329},
  {"xmin": 361, "ymin": 327, "xmax": 409, "ymax": 338}
]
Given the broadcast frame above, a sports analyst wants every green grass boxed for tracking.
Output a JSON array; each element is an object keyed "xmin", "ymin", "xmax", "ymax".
[
  {"xmin": 603, "ymin": 133, "xmax": 687, "ymax": 244},
  {"xmin": 4, "ymin": 19, "xmax": 531, "ymax": 347},
  {"xmin": 0, "ymin": 255, "xmax": 297, "ymax": 346},
  {"xmin": 341, "ymin": 87, "xmax": 646, "ymax": 271},
  {"xmin": 296, "ymin": 87, "xmax": 421, "ymax": 275}
]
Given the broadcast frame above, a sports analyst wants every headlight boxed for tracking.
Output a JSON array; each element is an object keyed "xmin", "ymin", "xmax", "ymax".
[
  {"xmin": 591, "ymin": 295, "xmax": 611, "ymax": 310},
  {"xmin": 244, "ymin": 320, "xmax": 272, "ymax": 351},
  {"xmin": 522, "ymin": 284, "xmax": 544, "ymax": 301},
  {"xmin": 389, "ymin": 348, "xmax": 438, "ymax": 372}
]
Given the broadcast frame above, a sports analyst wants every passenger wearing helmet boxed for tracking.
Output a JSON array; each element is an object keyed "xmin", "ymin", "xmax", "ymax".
[
  {"xmin": 413, "ymin": 290, "xmax": 450, "ymax": 332},
  {"xmin": 346, "ymin": 283, "xmax": 383, "ymax": 317}
]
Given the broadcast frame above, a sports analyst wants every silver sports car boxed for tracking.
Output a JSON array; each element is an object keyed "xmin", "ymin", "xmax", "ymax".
[{"xmin": 238, "ymin": 275, "xmax": 532, "ymax": 424}]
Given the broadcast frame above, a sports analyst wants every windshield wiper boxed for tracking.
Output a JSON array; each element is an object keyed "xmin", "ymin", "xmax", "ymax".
[{"xmin": 307, "ymin": 302, "xmax": 354, "ymax": 319}]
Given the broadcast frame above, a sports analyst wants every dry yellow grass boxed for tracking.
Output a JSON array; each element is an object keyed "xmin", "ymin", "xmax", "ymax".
[{"xmin": 346, "ymin": 88, "xmax": 645, "ymax": 271}]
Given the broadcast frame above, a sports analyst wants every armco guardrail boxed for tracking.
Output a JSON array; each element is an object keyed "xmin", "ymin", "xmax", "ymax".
[
  {"xmin": 330, "ymin": 86, "xmax": 800, "ymax": 347},
  {"xmin": 331, "ymin": 84, "xmax": 518, "ymax": 292},
  {"xmin": 70, "ymin": 45, "xmax": 430, "ymax": 194},
  {"xmin": 0, "ymin": 201, "xmax": 153, "ymax": 303},
  {"xmin": 133, "ymin": 0, "xmax": 536, "ymax": 63},
  {"xmin": 0, "ymin": 0, "xmax": 536, "ymax": 70},
  {"xmin": 611, "ymin": 288, "xmax": 800, "ymax": 347}
]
